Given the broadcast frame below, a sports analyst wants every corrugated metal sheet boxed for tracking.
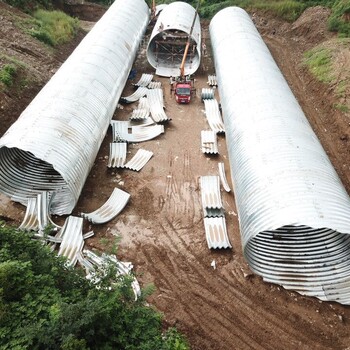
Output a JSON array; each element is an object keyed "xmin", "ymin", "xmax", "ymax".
[
  {"xmin": 210, "ymin": 7, "xmax": 350, "ymax": 304},
  {"xmin": 201, "ymin": 88, "xmax": 215, "ymax": 100},
  {"xmin": 123, "ymin": 149, "xmax": 153, "ymax": 171},
  {"xmin": 148, "ymin": 81, "xmax": 162, "ymax": 89},
  {"xmin": 203, "ymin": 99, "xmax": 225, "ymax": 133},
  {"xmin": 127, "ymin": 125, "xmax": 165, "ymax": 143},
  {"xmin": 207, "ymin": 75, "xmax": 217, "ymax": 86},
  {"xmin": 204, "ymin": 217, "xmax": 232, "ymax": 249},
  {"xmin": 121, "ymin": 86, "xmax": 148, "ymax": 103},
  {"xmin": 147, "ymin": 88, "xmax": 170, "ymax": 122},
  {"xmin": 147, "ymin": 1, "xmax": 201, "ymax": 77},
  {"xmin": 108, "ymin": 142, "xmax": 127, "ymax": 168},
  {"xmin": 57, "ymin": 216, "xmax": 85, "ymax": 267},
  {"xmin": 81, "ymin": 187, "xmax": 130, "ymax": 224},
  {"xmin": 134, "ymin": 73, "xmax": 154, "ymax": 87},
  {"xmin": 130, "ymin": 97, "xmax": 150, "ymax": 120},
  {"xmin": 129, "ymin": 117, "xmax": 155, "ymax": 127},
  {"xmin": 200, "ymin": 176, "xmax": 222, "ymax": 210},
  {"xmin": 201, "ymin": 130, "xmax": 218, "ymax": 154},
  {"xmin": 19, "ymin": 197, "xmax": 38, "ymax": 231},
  {"xmin": 218, "ymin": 162, "xmax": 231, "ymax": 192},
  {"xmin": 0, "ymin": 0, "xmax": 149, "ymax": 215},
  {"xmin": 111, "ymin": 120, "xmax": 129, "ymax": 142}
]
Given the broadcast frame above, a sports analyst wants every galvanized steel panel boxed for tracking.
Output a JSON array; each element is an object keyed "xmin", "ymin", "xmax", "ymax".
[
  {"xmin": 218, "ymin": 162, "xmax": 231, "ymax": 192},
  {"xmin": 121, "ymin": 86, "xmax": 149, "ymax": 103},
  {"xmin": 0, "ymin": 0, "xmax": 149, "ymax": 215},
  {"xmin": 204, "ymin": 217, "xmax": 232, "ymax": 249},
  {"xmin": 203, "ymin": 99, "xmax": 225, "ymax": 133},
  {"xmin": 134, "ymin": 73, "xmax": 154, "ymax": 87},
  {"xmin": 201, "ymin": 88, "xmax": 215, "ymax": 100},
  {"xmin": 81, "ymin": 187, "xmax": 130, "ymax": 224},
  {"xmin": 148, "ymin": 81, "xmax": 162, "ymax": 89},
  {"xmin": 108, "ymin": 142, "xmax": 127, "ymax": 168},
  {"xmin": 210, "ymin": 7, "xmax": 350, "ymax": 304},
  {"xmin": 207, "ymin": 75, "xmax": 218, "ymax": 86},
  {"xmin": 147, "ymin": 88, "xmax": 170, "ymax": 122},
  {"xmin": 123, "ymin": 149, "xmax": 153, "ymax": 171},
  {"xmin": 130, "ymin": 97, "xmax": 150, "ymax": 120},
  {"xmin": 147, "ymin": 1, "xmax": 201, "ymax": 77},
  {"xmin": 111, "ymin": 120, "xmax": 129, "ymax": 142},
  {"xmin": 200, "ymin": 176, "xmax": 222, "ymax": 210},
  {"xmin": 201, "ymin": 130, "xmax": 218, "ymax": 154}
]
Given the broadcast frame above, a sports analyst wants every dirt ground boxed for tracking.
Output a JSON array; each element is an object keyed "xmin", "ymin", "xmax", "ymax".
[{"xmin": 1, "ymin": 3, "xmax": 350, "ymax": 349}]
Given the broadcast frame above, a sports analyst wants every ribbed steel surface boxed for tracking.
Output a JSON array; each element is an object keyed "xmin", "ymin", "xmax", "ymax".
[
  {"xmin": 111, "ymin": 121, "xmax": 129, "ymax": 142},
  {"xmin": 57, "ymin": 216, "xmax": 85, "ymax": 267},
  {"xmin": 203, "ymin": 99, "xmax": 225, "ymax": 133},
  {"xmin": 134, "ymin": 73, "xmax": 154, "ymax": 87},
  {"xmin": 200, "ymin": 176, "xmax": 222, "ymax": 210},
  {"xmin": 121, "ymin": 86, "xmax": 149, "ymax": 103},
  {"xmin": 148, "ymin": 81, "xmax": 162, "ymax": 89},
  {"xmin": 81, "ymin": 187, "xmax": 130, "ymax": 224},
  {"xmin": 0, "ymin": 0, "xmax": 149, "ymax": 215},
  {"xmin": 108, "ymin": 142, "xmax": 127, "ymax": 168},
  {"xmin": 218, "ymin": 162, "xmax": 231, "ymax": 192},
  {"xmin": 204, "ymin": 217, "xmax": 232, "ymax": 249},
  {"xmin": 124, "ymin": 149, "xmax": 153, "ymax": 171},
  {"xmin": 207, "ymin": 75, "xmax": 217, "ymax": 86},
  {"xmin": 201, "ymin": 88, "xmax": 215, "ymax": 100},
  {"xmin": 147, "ymin": 88, "xmax": 170, "ymax": 122},
  {"xmin": 210, "ymin": 7, "xmax": 350, "ymax": 304},
  {"xmin": 201, "ymin": 130, "xmax": 218, "ymax": 154},
  {"xmin": 147, "ymin": 1, "xmax": 201, "ymax": 77}
]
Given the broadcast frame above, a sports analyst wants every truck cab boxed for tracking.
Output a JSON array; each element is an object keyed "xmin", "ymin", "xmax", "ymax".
[{"xmin": 175, "ymin": 83, "xmax": 191, "ymax": 104}]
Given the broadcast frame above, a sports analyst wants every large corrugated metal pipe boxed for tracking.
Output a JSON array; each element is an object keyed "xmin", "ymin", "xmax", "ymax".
[
  {"xmin": 0, "ymin": 0, "xmax": 149, "ymax": 215},
  {"xmin": 210, "ymin": 7, "xmax": 350, "ymax": 304},
  {"xmin": 147, "ymin": 1, "xmax": 201, "ymax": 77}
]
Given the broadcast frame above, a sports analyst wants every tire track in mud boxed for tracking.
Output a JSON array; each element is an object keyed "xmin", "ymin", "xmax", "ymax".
[{"xmin": 135, "ymin": 216, "xmax": 340, "ymax": 350}]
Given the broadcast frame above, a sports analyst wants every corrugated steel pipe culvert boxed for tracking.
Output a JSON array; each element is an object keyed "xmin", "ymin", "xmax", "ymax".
[
  {"xmin": 147, "ymin": 1, "xmax": 201, "ymax": 77},
  {"xmin": 0, "ymin": 0, "xmax": 149, "ymax": 215},
  {"xmin": 210, "ymin": 7, "xmax": 350, "ymax": 304}
]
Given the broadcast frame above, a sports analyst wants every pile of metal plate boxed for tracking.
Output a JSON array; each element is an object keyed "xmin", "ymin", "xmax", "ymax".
[
  {"xmin": 207, "ymin": 75, "xmax": 218, "ymax": 86},
  {"xmin": 201, "ymin": 130, "xmax": 218, "ymax": 154},
  {"xmin": 108, "ymin": 142, "xmax": 127, "ymax": 168},
  {"xmin": 133, "ymin": 73, "xmax": 154, "ymax": 87},
  {"xmin": 201, "ymin": 88, "xmax": 215, "ymax": 100},
  {"xmin": 148, "ymin": 81, "xmax": 162, "ymax": 89},
  {"xmin": 203, "ymin": 99, "xmax": 225, "ymax": 133},
  {"xmin": 121, "ymin": 86, "xmax": 149, "ymax": 103},
  {"xmin": 130, "ymin": 97, "xmax": 150, "ymax": 121},
  {"xmin": 147, "ymin": 88, "xmax": 170, "ymax": 122},
  {"xmin": 81, "ymin": 187, "xmax": 130, "ymax": 224},
  {"xmin": 200, "ymin": 176, "xmax": 231, "ymax": 249}
]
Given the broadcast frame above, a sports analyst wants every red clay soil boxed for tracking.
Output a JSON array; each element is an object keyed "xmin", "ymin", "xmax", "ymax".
[{"xmin": 1, "ymin": 3, "xmax": 350, "ymax": 349}]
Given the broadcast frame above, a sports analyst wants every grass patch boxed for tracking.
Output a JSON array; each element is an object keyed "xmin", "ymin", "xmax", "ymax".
[
  {"xmin": 253, "ymin": 1, "xmax": 306, "ymax": 22},
  {"xmin": 0, "ymin": 55, "xmax": 31, "ymax": 91},
  {"xmin": 334, "ymin": 103, "xmax": 349, "ymax": 112},
  {"xmin": 28, "ymin": 10, "xmax": 79, "ymax": 46},
  {"xmin": 328, "ymin": 0, "xmax": 350, "ymax": 38},
  {"xmin": 0, "ymin": 64, "xmax": 17, "ymax": 87},
  {"xmin": 303, "ymin": 47, "xmax": 334, "ymax": 83}
]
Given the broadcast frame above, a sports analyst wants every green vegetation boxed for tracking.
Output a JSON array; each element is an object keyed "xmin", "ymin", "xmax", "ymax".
[
  {"xmin": 0, "ymin": 223, "xmax": 189, "ymax": 349},
  {"xmin": 3, "ymin": 0, "xmax": 52, "ymax": 13},
  {"xmin": 334, "ymin": 103, "xmax": 349, "ymax": 112},
  {"xmin": 0, "ymin": 55, "xmax": 28, "ymax": 91},
  {"xmin": 303, "ymin": 47, "xmax": 334, "ymax": 83},
  {"xmin": 28, "ymin": 10, "xmax": 79, "ymax": 46},
  {"xmin": 0, "ymin": 64, "xmax": 17, "ymax": 87},
  {"xmin": 328, "ymin": 0, "xmax": 350, "ymax": 37}
]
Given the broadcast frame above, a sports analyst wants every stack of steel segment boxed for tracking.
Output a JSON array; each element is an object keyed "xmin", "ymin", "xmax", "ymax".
[
  {"xmin": 201, "ymin": 88, "xmax": 215, "ymax": 100},
  {"xmin": 130, "ymin": 97, "xmax": 150, "ymax": 120},
  {"xmin": 111, "ymin": 120, "xmax": 129, "ymax": 142},
  {"xmin": 147, "ymin": 2, "xmax": 201, "ymax": 77},
  {"xmin": 207, "ymin": 75, "xmax": 218, "ymax": 86},
  {"xmin": 200, "ymin": 176, "xmax": 231, "ymax": 249},
  {"xmin": 203, "ymin": 99, "xmax": 225, "ymax": 133},
  {"xmin": 82, "ymin": 249, "xmax": 141, "ymax": 300},
  {"xmin": 133, "ymin": 73, "xmax": 154, "ymax": 87},
  {"xmin": 201, "ymin": 130, "xmax": 218, "ymax": 154},
  {"xmin": 218, "ymin": 162, "xmax": 231, "ymax": 192},
  {"xmin": 57, "ymin": 216, "xmax": 85, "ymax": 267},
  {"xmin": 147, "ymin": 88, "xmax": 170, "ymax": 122},
  {"xmin": 108, "ymin": 142, "xmax": 127, "ymax": 168},
  {"xmin": 121, "ymin": 86, "xmax": 149, "ymax": 103},
  {"xmin": 210, "ymin": 7, "xmax": 350, "ymax": 303},
  {"xmin": 0, "ymin": 0, "xmax": 149, "ymax": 215},
  {"xmin": 148, "ymin": 81, "xmax": 162, "ymax": 89},
  {"xmin": 123, "ymin": 149, "xmax": 153, "ymax": 171},
  {"xmin": 81, "ymin": 187, "xmax": 130, "ymax": 224},
  {"xmin": 204, "ymin": 217, "xmax": 232, "ymax": 249},
  {"xmin": 122, "ymin": 124, "xmax": 164, "ymax": 143}
]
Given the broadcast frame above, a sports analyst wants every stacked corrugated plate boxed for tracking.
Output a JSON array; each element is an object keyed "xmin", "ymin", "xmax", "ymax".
[
  {"xmin": 200, "ymin": 176, "xmax": 232, "ymax": 249},
  {"xmin": 201, "ymin": 130, "xmax": 218, "ymax": 154},
  {"xmin": 203, "ymin": 99, "xmax": 225, "ymax": 133},
  {"xmin": 210, "ymin": 6, "xmax": 350, "ymax": 304}
]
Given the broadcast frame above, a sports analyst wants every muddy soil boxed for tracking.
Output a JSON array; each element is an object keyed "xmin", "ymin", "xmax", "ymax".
[{"xmin": 1, "ymin": 3, "xmax": 350, "ymax": 349}]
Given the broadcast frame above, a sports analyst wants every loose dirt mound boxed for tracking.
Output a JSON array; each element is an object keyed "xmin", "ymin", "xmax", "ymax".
[{"xmin": 291, "ymin": 6, "xmax": 332, "ymax": 44}]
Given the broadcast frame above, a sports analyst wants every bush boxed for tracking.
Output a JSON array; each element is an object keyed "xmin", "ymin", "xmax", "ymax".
[
  {"xmin": 328, "ymin": 0, "xmax": 350, "ymax": 37},
  {"xmin": 29, "ymin": 10, "xmax": 79, "ymax": 47},
  {"xmin": 0, "ymin": 223, "xmax": 190, "ymax": 349},
  {"xmin": 0, "ymin": 64, "xmax": 17, "ymax": 87}
]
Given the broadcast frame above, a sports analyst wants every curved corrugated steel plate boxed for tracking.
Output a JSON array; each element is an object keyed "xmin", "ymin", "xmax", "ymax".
[
  {"xmin": 0, "ymin": 0, "xmax": 149, "ymax": 215},
  {"xmin": 203, "ymin": 99, "xmax": 225, "ymax": 133},
  {"xmin": 210, "ymin": 7, "xmax": 350, "ymax": 304},
  {"xmin": 147, "ymin": 1, "xmax": 201, "ymax": 77},
  {"xmin": 123, "ymin": 149, "xmax": 153, "ymax": 171}
]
